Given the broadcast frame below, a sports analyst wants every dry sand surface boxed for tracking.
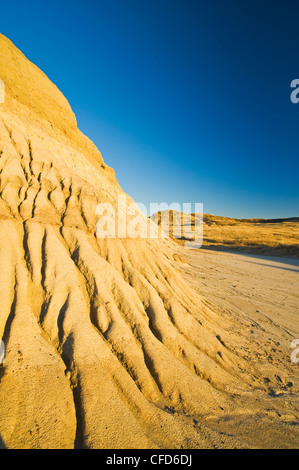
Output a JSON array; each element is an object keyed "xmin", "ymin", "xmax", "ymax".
[
  {"xmin": 0, "ymin": 34, "xmax": 298, "ymax": 449},
  {"xmin": 177, "ymin": 249, "xmax": 299, "ymax": 448}
]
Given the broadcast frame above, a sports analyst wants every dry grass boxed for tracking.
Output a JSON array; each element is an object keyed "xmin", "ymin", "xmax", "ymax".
[{"xmin": 152, "ymin": 211, "xmax": 299, "ymax": 258}]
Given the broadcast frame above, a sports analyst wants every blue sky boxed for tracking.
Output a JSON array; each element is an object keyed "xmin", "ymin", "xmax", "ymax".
[{"xmin": 1, "ymin": 0, "xmax": 298, "ymax": 218}]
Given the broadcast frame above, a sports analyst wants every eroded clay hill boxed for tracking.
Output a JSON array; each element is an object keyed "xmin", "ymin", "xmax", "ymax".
[{"xmin": 0, "ymin": 34, "xmax": 293, "ymax": 449}]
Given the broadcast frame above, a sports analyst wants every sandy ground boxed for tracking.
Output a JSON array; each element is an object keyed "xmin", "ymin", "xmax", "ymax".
[
  {"xmin": 176, "ymin": 248, "xmax": 299, "ymax": 448},
  {"xmin": 182, "ymin": 249, "xmax": 299, "ymax": 339}
]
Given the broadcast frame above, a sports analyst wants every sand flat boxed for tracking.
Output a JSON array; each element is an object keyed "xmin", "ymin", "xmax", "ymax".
[
  {"xmin": 182, "ymin": 249, "xmax": 299, "ymax": 337},
  {"xmin": 176, "ymin": 248, "xmax": 299, "ymax": 448}
]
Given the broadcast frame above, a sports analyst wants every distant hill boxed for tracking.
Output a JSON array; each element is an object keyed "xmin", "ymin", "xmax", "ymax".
[{"xmin": 151, "ymin": 210, "xmax": 299, "ymax": 258}]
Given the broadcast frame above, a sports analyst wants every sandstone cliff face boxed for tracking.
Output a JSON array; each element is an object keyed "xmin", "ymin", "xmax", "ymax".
[{"xmin": 0, "ymin": 34, "xmax": 261, "ymax": 449}]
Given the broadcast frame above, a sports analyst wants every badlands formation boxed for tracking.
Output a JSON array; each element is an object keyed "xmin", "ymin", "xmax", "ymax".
[{"xmin": 0, "ymin": 34, "xmax": 298, "ymax": 449}]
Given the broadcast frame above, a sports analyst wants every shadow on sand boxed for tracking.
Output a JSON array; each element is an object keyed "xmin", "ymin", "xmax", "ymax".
[
  {"xmin": 201, "ymin": 245, "xmax": 299, "ymax": 271},
  {"xmin": 0, "ymin": 434, "xmax": 6, "ymax": 449}
]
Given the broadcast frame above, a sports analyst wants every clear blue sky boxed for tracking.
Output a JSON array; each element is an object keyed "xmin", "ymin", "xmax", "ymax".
[{"xmin": 1, "ymin": 0, "xmax": 298, "ymax": 218}]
